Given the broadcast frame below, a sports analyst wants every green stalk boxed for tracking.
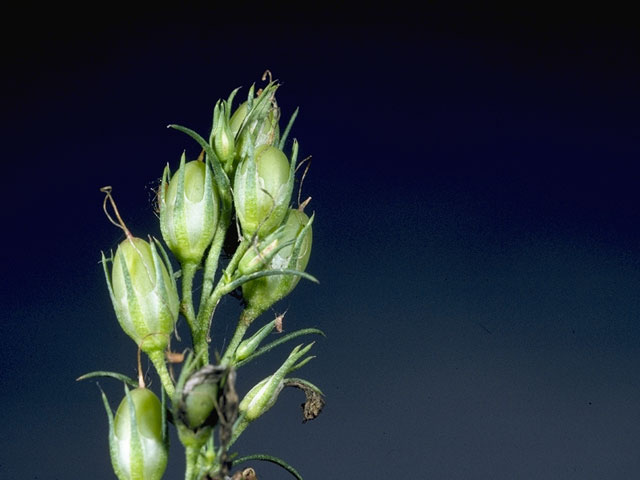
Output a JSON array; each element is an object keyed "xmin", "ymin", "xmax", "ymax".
[
  {"xmin": 220, "ymin": 307, "xmax": 260, "ymax": 366},
  {"xmin": 228, "ymin": 415, "xmax": 250, "ymax": 450},
  {"xmin": 223, "ymin": 237, "xmax": 250, "ymax": 282},
  {"xmin": 197, "ymin": 238, "xmax": 251, "ymax": 350},
  {"xmin": 192, "ymin": 216, "xmax": 231, "ymax": 366},
  {"xmin": 192, "ymin": 328, "xmax": 210, "ymax": 366},
  {"xmin": 198, "ymin": 222, "xmax": 227, "ymax": 315},
  {"xmin": 181, "ymin": 261, "xmax": 198, "ymax": 337},
  {"xmin": 148, "ymin": 349, "xmax": 175, "ymax": 398},
  {"xmin": 182, "ymin": 260, "xmax": 212, "ymax": 365},
  {"xmin": 184, "ymin": 445, "xmax": 199, "ymax": 480}
]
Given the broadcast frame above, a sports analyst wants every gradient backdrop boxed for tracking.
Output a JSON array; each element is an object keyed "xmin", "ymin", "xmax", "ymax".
[{"xmin": 2, "ymin": 6, "xmax": 640, "ymax": 479}]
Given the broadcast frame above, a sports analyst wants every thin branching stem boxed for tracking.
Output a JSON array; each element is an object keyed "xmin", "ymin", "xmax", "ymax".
[
  {"xmin": 148, "ymin": 349, "xmax": 175, "ymax": 398},
  {"xmin": 181, "ymin": 262, "xmax": 198, "ymax": 338},
  {"xmin": 219, "ymin": 308, "xmax": 259, "ymax": 366}
]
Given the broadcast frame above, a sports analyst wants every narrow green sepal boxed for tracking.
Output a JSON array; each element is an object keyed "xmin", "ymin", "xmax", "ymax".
[
  {"xmin": 226, "ymin": 86, "xmax": 241, "ymax": 114},
  {"xmin": 235, "ymin": 328, "xmax": 325, "ymax": 368},
  {"xmin": 101, "ymin": 251, "xmax": 123, "ymax": 322},
  {"xmin": 76, "ymin": 371, "xmax": 138, "ymax": 388},
  {"xmin": 288, "ymin": 355, "xmax": 315, "ymax": 373},
  {"xmin": 124, "ymin": 385, "xmax": 145, "ymax": 479},
  {"xmin": 246, "ymin": 83, "xmax": 256, "ymax": 112},
  {"xmin": 100, "ymin": 387, "xmax": 127, "ymax": 480},
  {"xmin": 225, "ymin": 268, "xmax": 318, "ymax": 294},
  {"xmin": 279, "ymin": 106, "xmax": 299, "ymax": 150}
]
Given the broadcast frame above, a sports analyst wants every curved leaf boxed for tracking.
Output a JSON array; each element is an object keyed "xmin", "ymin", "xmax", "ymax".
[
  {"xmin": 232, "ymin": 453, "xmax": 303, "ymax": 480},
  {"xmin": 222, "ymin": 269, "xmax": 318, "ymax": 295},
  {"xmin": 235, "ymin": 328, "xmax": 325, "ymax": 368},
  {"xmin": 76, "ymin": 371, "xmax": 138, "ymax": 388}
]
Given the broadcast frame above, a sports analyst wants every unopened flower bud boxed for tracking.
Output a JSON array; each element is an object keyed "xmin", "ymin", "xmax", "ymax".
[
  {"xmin": 242, "ymin": 209, "xmax": 313, "ymax": 314},
  {"xmin": 238, "ymin": 343, "xmax": 313, "ymax": 422},
  {"xmin": 211, "ymin": 100, "xmax": 235, "ymax": 171},
  {"xmin": 230, "ymin": 99, "xmax": 280, "ymax": 157},
  {"xmin": 159, "ymin": 154, "xmax": 219, "ymax": 266},
  {"xmin": 233, "ymin": 145, "xmax": 292, "ymax": 238},
  {"xmin": 237, "ymin": 229, "xmax": 282, "ymax": 277},
  {"xmin": 112, "ymin": 388, "xmax": 167, "ymax": 480},
  {"xmin": 104, "ymin": 237, "xmax": 179, "ymax": 353},
  {"xmin": 234, "ymin": 321, "xmax": 276, "ymax": 362}
]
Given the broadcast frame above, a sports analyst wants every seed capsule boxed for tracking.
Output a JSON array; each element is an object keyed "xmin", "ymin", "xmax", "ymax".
[
  {"xmin": 159, "ymin": 154, "xmax": 219, "ymax": 265},
  {"xmin": 230, "ymin": 99, "xmax": 280, "ymax": 156},
  {"xmin": 241, "ymin": 209, "xmax": 313, "ymax": 314},
  {"xmin": 233, "ymin": 145, "xmax": 292, "ymax": 238},
  {"xmin": 104, "ymin": 236, "xmax": 179, "ymax": 353},
  {"xmin": 112, "ymin": 388, "xmax": 168, "ymax": 480}
]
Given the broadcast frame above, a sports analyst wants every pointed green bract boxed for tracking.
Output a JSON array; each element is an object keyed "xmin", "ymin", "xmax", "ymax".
[
  {"xmin": 77, "ymin": 370, "xmax": 138, "ymax": 388},
  {"xmin": 235, "ymin": 327, "xmax": 325, "ymax": 368}
]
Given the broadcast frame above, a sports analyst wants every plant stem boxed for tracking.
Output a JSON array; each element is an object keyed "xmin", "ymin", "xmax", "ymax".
[
  {"xmin": 181, "ymin": 261, "xmax": 198, "ymax": 336},
  {"xmin": 224, "ymin": 237, "xmax": 250, "ymax": 281},
  {"xmin": 228, "ymin": 416, "xmax": 250, "ymax": 451},
  {"xmin": 192, "ymin": 327, "xmax": 210, "ymax": 366},
  {"xmin": 199, "ymin": 223, "xmax": 227, "ymax": 313},
  {"xmin": 196, "ymin": 238, "xmax": 251, "ymax": 352},
  {"xmin": 184, "ymin": 445, "xmax": 199, "ymax": 480},
  {"xmin": 148, "ymin": 349, "xmax": 175, "ymax": 398},
  {"xmin": 220, "ymin": 308, "xmax": 259, "ymax": 366},
  {"xmin": 180, "ymin": 260, "xmax": 212, "ymax": 365}
]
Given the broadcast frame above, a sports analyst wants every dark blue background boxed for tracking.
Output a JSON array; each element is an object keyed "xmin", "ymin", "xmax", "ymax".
[{"xmin": 2, "ymin": 6, "xmax": 640, "ymax": 479}]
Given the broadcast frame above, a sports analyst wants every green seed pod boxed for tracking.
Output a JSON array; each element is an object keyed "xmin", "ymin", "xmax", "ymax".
[
  {"xmin": 237, "ymin": 226, "xmax": 284, "ymax": 277},
  {"xmin": 183, "ymin": 382, "xmax": 219, "ymax": 430},
  {"xmin": 233, "ymin": 145, "xmax": 293, "ymax": 238},
  {"xmin": 242, "ymin": 209, "xmax": 313, "ymax": 314},
  {"xmin": 159, "ymin": 154, "xmax": 219, "ymax": 266},
  {"xmin": 112, "ymin": 388, "xmax": 168, "ymax": 480},
  {"xmin": 103, "ymin": 236, "xmax": 179, "ymax": 353},
  {"xmin": 238, "ymin": 343, "xmax": 313, "ymax": 422},
  {"xmin": 230, "ymin": 99, "xmax": 280, "ymax": 156},
  {"xmin": 211, "ymin": 100, "xmax": 235, "ymax": 171}
]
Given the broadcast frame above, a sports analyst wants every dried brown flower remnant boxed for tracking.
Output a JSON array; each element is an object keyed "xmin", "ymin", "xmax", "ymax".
[{"xmin": 283, "ymin": 378, "xmax": 325, "ymax": 422}]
